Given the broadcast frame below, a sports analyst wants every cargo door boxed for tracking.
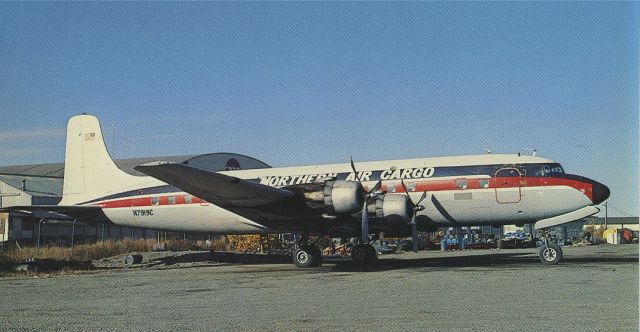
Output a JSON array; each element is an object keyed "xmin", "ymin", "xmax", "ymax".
[{"xmin": 495, "ymin": 167, "xmax": 522, "ymax": 203}]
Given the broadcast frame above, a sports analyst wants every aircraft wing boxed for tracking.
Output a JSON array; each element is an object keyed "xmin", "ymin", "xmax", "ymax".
[
  {"xmin": 135, "ymin": 162, "xmax": 316, "ymax": 223},
  {"xmin": 0, "ymin": 205, "xmax": 112, "ymax": 223}
]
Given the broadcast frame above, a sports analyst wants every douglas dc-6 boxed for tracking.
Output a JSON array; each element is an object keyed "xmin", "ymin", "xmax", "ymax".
[{"xmin": 3, "ymin": 114, "xmax": 610, "ymax": 267}]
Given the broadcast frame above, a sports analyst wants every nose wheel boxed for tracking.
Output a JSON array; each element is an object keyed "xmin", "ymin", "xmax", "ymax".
[{"xmin": 538, "ymin": 230, "xmax": 563, "ymax": 265}]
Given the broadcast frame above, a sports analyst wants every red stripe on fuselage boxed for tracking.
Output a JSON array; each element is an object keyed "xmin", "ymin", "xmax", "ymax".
[
  {"xmin": 95, "ymin": 194, "xmax": 205, "ymax": 209},
  {"xmin": 93, "ymin": 175, "xmax": 593, "ymax": 210},
  {"xmin": 392, "ymin": 176, "xmax": 593, "ymax": 201}
]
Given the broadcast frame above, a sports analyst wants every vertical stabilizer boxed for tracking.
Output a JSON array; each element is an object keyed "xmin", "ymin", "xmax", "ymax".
[{"xmin": 60, "ymin": 114, "xmax": 141, "ymax": 205}]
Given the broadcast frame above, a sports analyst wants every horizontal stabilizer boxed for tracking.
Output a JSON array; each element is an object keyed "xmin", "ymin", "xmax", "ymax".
[
  {"xmin": 0, "ymin": 205, "xmax": 112, "ymax": 224},
  {"xmin": 534, "ymin": 206, "xmax": 599, "ymax": 230},
  {"xmin": 0, "ymin": 205, "xmax": 111, "ymax": 223}
]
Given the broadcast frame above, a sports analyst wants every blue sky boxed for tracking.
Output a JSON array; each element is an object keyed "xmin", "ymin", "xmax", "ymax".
[{"xmin": 0, "ymin": 2, "xmax": 637, "ymax": 217}]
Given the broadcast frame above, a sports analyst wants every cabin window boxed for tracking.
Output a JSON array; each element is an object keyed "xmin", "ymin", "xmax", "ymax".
[
  {"xmin": 478, "ymin": 179, "xmax": 489, "ymax": 188},
  {"xmin": 151, "ymin": 197, "xmax": 159, "ymax": 206},
  {"xmin": 184, "ymin": 195, "xmax": 192, "ymax": 204},
  {"xmin": 168, "ymin": 196, "xmax": 176, "ymax": 205},
  {"xmin": 456, "ymin": 179, "xmax": 467, "ymax": 190}
]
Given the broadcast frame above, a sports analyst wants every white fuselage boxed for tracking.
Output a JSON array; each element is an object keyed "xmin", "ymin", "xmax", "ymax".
[{"xmin": 88, "ymin": 154, "xmax": 593, "ymax": 234}]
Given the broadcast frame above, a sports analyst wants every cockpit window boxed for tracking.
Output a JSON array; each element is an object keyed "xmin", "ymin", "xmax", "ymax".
[
  {"xmin": 525, "ymin": 163, "xmax": 564, "ymax": 177},
  {"xmin": 548, "ymin": 164, "xmax": 564, "ymax": 174}
]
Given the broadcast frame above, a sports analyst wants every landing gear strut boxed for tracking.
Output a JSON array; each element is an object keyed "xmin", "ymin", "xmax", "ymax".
[
  {"xmin": 292, "ymin": 233, "xmax": 322, "ymax": 268},
  {"xmin": 538, "ymin": 229, "xmax": 563, "ymax": 265}
]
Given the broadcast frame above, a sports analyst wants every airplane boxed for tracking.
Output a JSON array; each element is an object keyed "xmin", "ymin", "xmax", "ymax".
[{"xmin": 2, "ymin": 114, "xmax": 610, "ymax": 268}]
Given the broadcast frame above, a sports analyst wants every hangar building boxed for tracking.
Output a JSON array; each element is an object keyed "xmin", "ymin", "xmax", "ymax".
[{"xmin": 0, "ymin": 153, "xmax": 271, "ymax": 246}]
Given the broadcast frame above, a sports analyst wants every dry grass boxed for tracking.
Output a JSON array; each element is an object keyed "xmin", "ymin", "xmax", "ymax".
[
  {"xmin": 1, "ymin": 238, "xmax": 156, "ymax": 265},
  {"xmin": 0, "ymin": 235, "xmax": 289, "ymax": 266}
]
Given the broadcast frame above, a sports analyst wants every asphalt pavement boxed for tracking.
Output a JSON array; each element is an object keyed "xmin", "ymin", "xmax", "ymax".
[{"xmin": 1, "ymin": 245, "xmax": 637, "ymax": 331}]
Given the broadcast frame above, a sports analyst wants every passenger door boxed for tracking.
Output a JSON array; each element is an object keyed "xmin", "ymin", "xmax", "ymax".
[{"xmin": 495, "ymin": 167, "xmax": 522, "ymax": 203}]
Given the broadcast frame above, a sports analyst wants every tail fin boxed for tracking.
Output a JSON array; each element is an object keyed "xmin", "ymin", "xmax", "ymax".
[{"xmin": 60, "ymin": 114, "xmax": 141, "ymax": 205}]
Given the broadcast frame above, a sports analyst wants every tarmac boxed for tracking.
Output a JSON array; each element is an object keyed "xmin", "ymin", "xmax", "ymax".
[{"xmin": 1, "ymin": 245, "xmax": 637, "ymax": 331}]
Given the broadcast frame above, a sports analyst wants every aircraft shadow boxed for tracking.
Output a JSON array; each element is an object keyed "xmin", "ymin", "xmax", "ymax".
[
  {"xmin": 151, "ymin": 251, "xmax": 291, "ymax": 266},
  {"xmin": 329, "ymin": 252, "xmax": 639, "ymax": 273},
  {"xmin": 147, "ymin": 250, "xmax": 638, "ymax": 271}
]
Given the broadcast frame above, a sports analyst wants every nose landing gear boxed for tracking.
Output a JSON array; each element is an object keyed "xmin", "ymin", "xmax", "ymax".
[{"xmin": 538, "ymin": 229, "xmax": 563, "ymax": 265}]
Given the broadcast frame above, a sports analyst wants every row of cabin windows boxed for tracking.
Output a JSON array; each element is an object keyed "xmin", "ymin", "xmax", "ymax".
[
  {"xmin": 456, "ymin": 179, "xmax": 489, "ymax": 190},
  {"xmin": 431, "ymin": 163, "xmax": 565, "ymax": 177},
  {"xmin": 151, "ymin": 195, "xmax": 193, "ymax": 206}
]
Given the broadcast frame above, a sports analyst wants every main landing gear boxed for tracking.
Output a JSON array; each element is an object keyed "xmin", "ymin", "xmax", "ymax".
[
  {"xmin": 291, "ymin": 232, "xmax": 379, "ymax": 268},
  {"xmin": 351, "ymin": 243, "xmax": 377, "ymax": 266},
  {"xmin": 538, "ymin": 229, "xmax": 563, "ymax": 265},
  {"xmin": 292, "ymin": 233, "xmax": 322, "ymax": 268}
]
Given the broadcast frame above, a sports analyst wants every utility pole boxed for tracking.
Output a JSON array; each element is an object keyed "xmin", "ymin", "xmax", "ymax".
[
  {"xmin": 37, "ymin": 218, "xmax": 44, "ymax": 248},
  {"xmin": 71, "ymin": 219, "xmax": 76, "ymax": 248},
  {"xmin": 604, "ymin": 202, "xmax": 608, "ymax": 230}
]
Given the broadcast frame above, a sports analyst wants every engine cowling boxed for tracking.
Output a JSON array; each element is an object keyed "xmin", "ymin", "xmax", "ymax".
[
  {"xmin": 290, "ymin": 180, "xmax": 365, "ymax": 215},
  {"xmin": 323, "ymin": 180, "xmax": 365, "ymax": 214},
  {"xmin": 371, "ymin": 193, "xmax": 412, "ymax": 223}
]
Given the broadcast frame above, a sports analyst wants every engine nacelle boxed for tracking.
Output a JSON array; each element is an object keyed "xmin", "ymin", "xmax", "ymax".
[
  {"xmin": 290, "ymin": 180, "xmax": 364, "ymax": 215},
  {"xmin": 371, "ymin": 193, "xmax": 412, "ymax": 223},
  {"xmin": 323, "ymin": 180, "xmax": 365, "ymax": 214}
]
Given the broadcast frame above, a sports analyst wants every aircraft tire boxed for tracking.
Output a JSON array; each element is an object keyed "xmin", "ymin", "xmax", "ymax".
[
  {"xmin": 538, "ymin": 243, "xmax": 563, "ymax": 265},
  {"xmin": 124, "ymin": 254, "xmax": 143, "ymax": 266},
  {"xmin": 293, "ymin": 246, "xmax": 317, "ymax": 268},
  {"xmin": 366, "ymin": 244, "xmax": 378, "ymax": 262},
  {"xmin": 352, "ymin": 244, "xmax": 376, "ymax": 266},
  {"xmin": 309, "ymin": 245, "xmax": 322, "ymax": 267}
]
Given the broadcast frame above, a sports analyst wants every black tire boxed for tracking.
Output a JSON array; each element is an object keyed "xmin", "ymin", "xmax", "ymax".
[
  {"xmin": 366, "ymin": 244, "xmax": 378, "ymax": 262},
  {"xmin": 293, "ymin": 246, "xmax": 319, "ymax": 268},
  {"xmin": 124, "ymin": 254, "xmax": 143, "ymax": 266},
  {"xmin": 351, "ymin": 244, "xmax": 376, "ymax": 266},
  {"xmin": 309, "ymin": 245, "xmax": 322, "ymax": 267},
  {"xmin": 538, "ymin": 243, "xmax": 563, "ymax": 265}
]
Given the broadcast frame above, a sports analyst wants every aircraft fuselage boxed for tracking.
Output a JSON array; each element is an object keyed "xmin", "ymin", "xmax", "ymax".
[{"xmin": 87, "ymin": 154, "xmax": 609, "ymax": 236}]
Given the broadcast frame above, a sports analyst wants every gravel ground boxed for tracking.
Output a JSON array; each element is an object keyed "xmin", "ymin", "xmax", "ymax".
[{"xmin": 1, "ymin": 245, "xmax": 637, "ymax": 331}]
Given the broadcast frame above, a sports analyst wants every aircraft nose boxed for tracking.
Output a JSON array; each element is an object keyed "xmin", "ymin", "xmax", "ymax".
[{"xmin": 591, "ymin": 181, "xmax": 610, "ymax": 205}]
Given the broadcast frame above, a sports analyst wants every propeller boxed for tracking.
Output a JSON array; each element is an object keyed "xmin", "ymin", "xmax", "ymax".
[
  {"xmin": 350, "ymin": 157, "xmax": 382, "ymax": 244},
  {"xmin": 401, "ymin": 179, "xmax": 428, "ymax": 252}
]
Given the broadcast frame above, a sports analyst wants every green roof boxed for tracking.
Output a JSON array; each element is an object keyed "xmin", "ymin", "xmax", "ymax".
[{"xmin": 0, "ymin": 175, "xmax": 63, "ymax": 197}]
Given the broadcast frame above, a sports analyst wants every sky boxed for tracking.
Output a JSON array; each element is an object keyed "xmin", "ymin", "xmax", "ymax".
[{"xmin": 0, "ymin": 2, "xmax": 638, "ymax": 217}]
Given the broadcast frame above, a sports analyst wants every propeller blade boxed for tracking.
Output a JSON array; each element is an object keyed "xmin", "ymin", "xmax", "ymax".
[
  {"xmin": 361, "ymin": 200, "xmax": 369, "ymax": 244},
  {"xmin": 368, "ymin": 180, "xmax": 382, "ymax": 195},
  {"xmin": 350, "ymin": 157, "xmax": 362, "ymax": 184},
  {"xmin": 400, "ymin": 179, "xmax": 415, "ymax": 206},
  {"xmin": 416, "ymin": 191, "xmax": 428, "ymax": 206}
]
